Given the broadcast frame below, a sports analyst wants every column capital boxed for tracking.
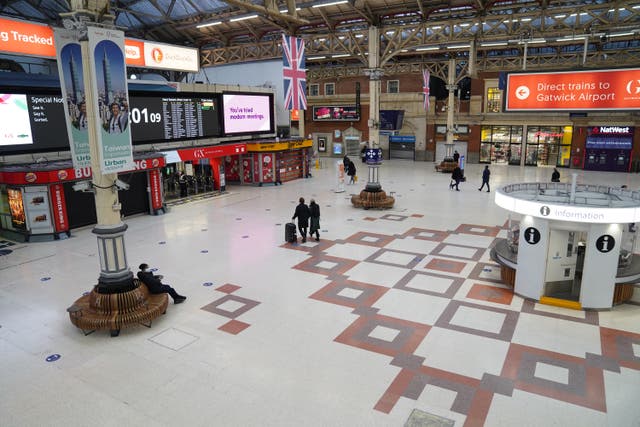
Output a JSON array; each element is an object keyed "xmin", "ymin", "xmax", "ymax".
[{"xmin": 363, "ymin": 68, "xmax": 384, "ymax": 80}]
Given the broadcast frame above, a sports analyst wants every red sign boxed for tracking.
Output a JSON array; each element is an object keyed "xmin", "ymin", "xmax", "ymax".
[
  {"xmin": 0, "ymin": 156, "xmax": 165, "ymax": 185},
  {"xmin": 506, "ymin": 68, "xmax": 640, "ymax": 111},
  {"xmin": 177, "ymin": 144, "xmax": 247, "ymax": 162},
  {"xmin": 49, "ymin": 183, "xmax": 68, "ymax": 232},
  {"xmin": 148, "ymin": 169, "xmax": 163, "ymax": 211}
]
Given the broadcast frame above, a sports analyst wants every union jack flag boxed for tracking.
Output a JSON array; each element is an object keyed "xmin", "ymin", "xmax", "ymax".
[
  {"xmin": 422, "ymin": 69, "xmax": 430, "ymax": 112},
  {"xmin": 282, "ymin": 34, "xmax": 307, "ymax": 111}
]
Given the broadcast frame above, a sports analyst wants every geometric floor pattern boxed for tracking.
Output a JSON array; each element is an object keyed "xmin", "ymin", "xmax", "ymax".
[
  {"xmin": 283, "ymin": 219, "xmax": 640, "ymax": 426},
  {"xmin": 201, "ymin": 283, "xmax": 260, "ymax": 335}
]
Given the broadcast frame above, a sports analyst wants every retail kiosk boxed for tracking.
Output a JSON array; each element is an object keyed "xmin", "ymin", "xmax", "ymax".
[{"xmin": 491, "ymin": 179, "xmax": 640, "ymax": 309}]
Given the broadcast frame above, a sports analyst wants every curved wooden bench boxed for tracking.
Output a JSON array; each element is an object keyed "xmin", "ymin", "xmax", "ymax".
[{"xmin": 67, "ymin": 279, "xmax": 169, "ymax": 336}]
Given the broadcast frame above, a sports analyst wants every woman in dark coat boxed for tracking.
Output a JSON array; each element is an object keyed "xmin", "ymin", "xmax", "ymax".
[
  {"xmin": 347, "ymin": 160, "xmax": 356, "ymax": 184},
  {"xmin": 309, "ymin": 199, "xmax": 321, "ymax": 241},
  {"xmin": 450, "ymin": 166, "xmax": 463, "ymax": 191}
]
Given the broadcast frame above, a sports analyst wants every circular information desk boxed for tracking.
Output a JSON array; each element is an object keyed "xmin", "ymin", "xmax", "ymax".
[{"xmin": 491, "ymin": 181, "xmax": 640, "ymax": 310}]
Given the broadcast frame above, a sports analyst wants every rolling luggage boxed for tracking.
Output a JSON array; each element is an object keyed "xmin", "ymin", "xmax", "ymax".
[{"xmin": 285, "ymin": 222, "xmax": 297, "ymax": 243}]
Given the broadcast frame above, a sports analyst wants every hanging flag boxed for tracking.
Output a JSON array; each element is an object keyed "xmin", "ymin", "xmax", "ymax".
[
  {"xmin": 282, "ymin": 34, "xmax": 307, "ymax": 111},
  {"xmin": 422, "ymin": 69, "xmax": 430, "ymax": 112}
]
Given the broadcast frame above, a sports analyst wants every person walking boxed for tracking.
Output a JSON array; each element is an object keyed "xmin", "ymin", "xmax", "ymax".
[
  {"xmin": 292, "ymin": 197, "xmax": 311, "ymax": 243},
  {"xmin": 478, "ymin": 165, "xmax": 491, "ymax": 192},
  {"xmin": 309, "ymin": 199, "xmax": 321, "ymax": 241},
  {"xmin": 551, "ymin": 168, "xmax": 560, "ymax": 182},
  {"xmin": 453, "ymin": 150, "xmax": 460, "ymax": 164},
  {"xmin": 347, "ymin": 160, "xmax": 356, "ymax": 184},
  {"xmin": 450, "ymin": 166, "xmax": 463, "ymax": 191}
]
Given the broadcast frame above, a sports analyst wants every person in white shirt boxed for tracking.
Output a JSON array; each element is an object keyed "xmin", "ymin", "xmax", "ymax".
[{"xmin": 107, "ymin": 102, "xmax": 128, "ymax": 134}]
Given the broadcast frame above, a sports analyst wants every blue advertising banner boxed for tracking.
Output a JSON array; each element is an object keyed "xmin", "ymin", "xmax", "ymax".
[
  {"xmin": 87, "ymin": 27, "xmax": 133, "ymax": 174},
  {"xmin": 54, "ymin": 29, "xmax": 91, "ymax": 169}
]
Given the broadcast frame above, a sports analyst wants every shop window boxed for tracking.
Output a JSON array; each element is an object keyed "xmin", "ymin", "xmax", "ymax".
[
  {"xmin": 309, "ymin": 84, "xmax": 319, "ymax": 96},
  {"xmin": 387, "ymin": 80, "xmax": 399, "ymax": 93},
  {"xmin": 324, "ymin": 83, "xmax": 335, "ymax": 96},
  {"xmin": 486, "ymin": 87, "xmax": 502, "ymax": 113}
]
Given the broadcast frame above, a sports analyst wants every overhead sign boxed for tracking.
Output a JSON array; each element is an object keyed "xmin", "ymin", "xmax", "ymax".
[
  {"xmin": 0, "ymin": 17, "xmax": 199, "ymax": 72},
  {"xmin": 505, "ymin": 68, "xmax": 640, "ymax": 111},
  {"xmin": 495, "ymin": 191, "xmax": 640, "ymax": 223}
]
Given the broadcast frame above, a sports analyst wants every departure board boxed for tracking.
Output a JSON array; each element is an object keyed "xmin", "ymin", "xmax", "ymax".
[{"xmin": 129, "ymin": 94, "xmax": 221, "ymax": 143}]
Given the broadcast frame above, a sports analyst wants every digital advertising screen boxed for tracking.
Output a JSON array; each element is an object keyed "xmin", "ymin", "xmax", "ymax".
[
  {"xmin": 128, "ymin": 92, "xmax": 221, "ymax": 143},
  {"xmin": 312, "ymin": 105, "xmax": 359, "ymax": 121},
  {"xmin": 379, "ymin": 110, "xmax": 405, "ymax": 130},
  {"xmin": 0, "ymin": 91, "xmax": 68, "ymax": 154},
  {"xmin": 222, "ymin": 92, "xmax": 275, "ymax": 135}
]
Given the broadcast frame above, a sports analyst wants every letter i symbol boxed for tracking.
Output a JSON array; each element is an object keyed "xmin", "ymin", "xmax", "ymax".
[
  {"xmin": 602, "ymin": 236, "xmax": 609, "ymax": 251},
  {"xmin": 528, "ymin": 229, "xmax": 535, "ymax": 243}
]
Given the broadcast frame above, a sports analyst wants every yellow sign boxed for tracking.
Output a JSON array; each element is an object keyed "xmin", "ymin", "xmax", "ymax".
[
  {"xmin": 246, "ymin": 139, "xmax": 313, "ymax": 152},
  {"xmin": 246, "ymin": 142, "xmax": 290, "ymax": 152}
]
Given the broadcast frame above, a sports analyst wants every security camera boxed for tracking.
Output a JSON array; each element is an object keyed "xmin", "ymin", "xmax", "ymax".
[
  {"xmin": 72, "ymin": 180, "xmax": 93, "ymax": 192},
  {"xmin": 114, "ymin": 179, "xmax": 130, "ymax": 191}
]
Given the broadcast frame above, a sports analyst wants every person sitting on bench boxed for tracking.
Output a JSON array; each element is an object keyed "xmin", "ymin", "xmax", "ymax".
[{"xmin": 137, "ymin": 263, "xmax": 186, "ymax": 304}]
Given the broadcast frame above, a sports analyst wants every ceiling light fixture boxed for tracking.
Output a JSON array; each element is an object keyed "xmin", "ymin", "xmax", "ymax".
[
  {"xmin": 308, "ymin": 56, "xmax": 327, "ymax": 60},
  {"xmin": 196, "ymin": 21, "xmax": 222, "ymax": 28},
  {"xmin": 230, "ymin": 14, "xmax": 258, "ymax": 22},
  {"xmin": 332, "ymin": 54, "xmax": 350, "ymax": 58},
  {"xmin": 447, "ymin": 44, "xmax": 471, "ymax": 49},
  {"xmin": 609, "ymin": 31, "xmax": 635, "ymax": 37},
  {"xmin": 312, "ymin": 0, "xmax": 348, "ymax": 8},
  {"xmin": 481, "ymin": 41, "xmax": 508, "ymax": 47},
  {"xmin": 416, "ymin": 46, "xmax": 439, "ymax": 51}
]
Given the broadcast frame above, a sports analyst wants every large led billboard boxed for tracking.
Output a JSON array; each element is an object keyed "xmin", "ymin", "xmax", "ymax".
[
  {"xmin": 221, "ymin": 92, "xmax": 275, "ymax": 136},
  {"xmin": 505, "ymin": 68, "xmax": 640, "ymax": 111}
]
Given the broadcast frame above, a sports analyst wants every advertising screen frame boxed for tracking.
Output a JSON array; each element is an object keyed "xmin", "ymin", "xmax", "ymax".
[
  {"xmin": 127, "ymin": 90, "xmax": 222, "ymax": 144},
  {"xmin": 312, "ymin": 105, "xmax": 360, "ymax": 121},
  {"xmin": 221, "ymin": 91, "xmax": 275, "ymax": 137}
]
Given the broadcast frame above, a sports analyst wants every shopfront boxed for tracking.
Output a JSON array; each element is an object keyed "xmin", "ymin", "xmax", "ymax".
[
  {"xmin": 0, "ymin": 154, "xmax": 165, "ymax": 242},
  {"xmin": 481, "ymin": 125, "xmax": 572, "ymax": 167},
  {"xmin": 584, "ymin": 126, "xmax": 634, "ymax": 172},
  {"xmin": 161, "ymin": 143, "xmax": 247, "ymax": 198},
  {"xmin": 226, "ymin": 138, "xmax": 313, "ymax": 185}
]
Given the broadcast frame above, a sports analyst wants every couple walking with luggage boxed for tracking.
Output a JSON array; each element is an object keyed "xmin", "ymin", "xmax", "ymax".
[{"xmin": 291, "ymin": 197, "xmax": 320, "ymax": 243}]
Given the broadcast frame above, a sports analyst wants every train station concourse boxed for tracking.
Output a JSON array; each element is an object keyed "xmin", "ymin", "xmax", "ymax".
[{"xmin": 1, "ymin": 162, "xmax": 639, "ymax": 427}]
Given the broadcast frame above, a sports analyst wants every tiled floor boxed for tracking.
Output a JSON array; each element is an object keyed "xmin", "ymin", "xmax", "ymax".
[{"xmin": 1, "ymin": 161, "xmax": 640, "ymax": 426}]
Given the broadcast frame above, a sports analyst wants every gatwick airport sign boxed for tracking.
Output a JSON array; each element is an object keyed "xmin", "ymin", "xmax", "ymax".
[{"xmin": 505, "ymin": 68, "xmax": 640, "ymax": 111}]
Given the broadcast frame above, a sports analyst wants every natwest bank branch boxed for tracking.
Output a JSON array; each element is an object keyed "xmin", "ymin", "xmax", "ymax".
[{"xmin": 0, "ymin": 153, "xmax": 165, "ymax": 242}]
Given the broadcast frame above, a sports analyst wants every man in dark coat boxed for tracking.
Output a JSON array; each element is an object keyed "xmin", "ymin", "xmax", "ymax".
[
  {"xmin": 451, "ymin": 166, "xmax": 463, "ymax": 191},
  {"xmin": 478, "ymin": 165, "xmax": 491, "ymax": 192},
  {"xmin": 137, "ymin": 263, "xmax": 186, "ymax": 304},
  {"xmin": 292, "ymin": 197, "xmax": 311, "ymax": 243},
  {"xmin": 453, "ymin": 150, "xmax": 460, "ymax": 164},
  {"xmin": 309, "ymin": 199, "xmax": 321, "ymax": 241},
  {"xmin": 551, "ymin": 168, "xmax": 560, "ymax": 182}
]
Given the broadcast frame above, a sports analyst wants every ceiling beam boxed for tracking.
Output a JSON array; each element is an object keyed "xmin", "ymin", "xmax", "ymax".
[{"xmin": 222, "ymin": 0, "xmax": 309, "ymax": 25}]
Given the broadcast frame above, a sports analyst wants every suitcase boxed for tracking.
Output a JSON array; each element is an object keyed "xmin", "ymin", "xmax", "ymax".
[{"xmin": 285, "ymin": 222, "xmax": 297, "ymax": 243}]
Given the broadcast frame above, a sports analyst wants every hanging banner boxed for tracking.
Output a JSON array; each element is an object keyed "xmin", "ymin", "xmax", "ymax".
[
  {"xmin": 87, "ymin": 27, "xmax": 134, "ymax": 174},
  {"xmin": 54, "ymin": 29, "xmax": 91, "ymax": 169},
  {"xmin": 148, "ymin": 169, "xmax": 163, "ymax": 211},
  {"xmin": 49, "ymin": 183, "xmax": 69, "ymax": 232}
]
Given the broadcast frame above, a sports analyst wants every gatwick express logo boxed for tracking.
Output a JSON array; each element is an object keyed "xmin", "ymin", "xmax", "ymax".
[{"xmin": 626, "ymin": 79, "xmax": 640, "ymax": 95}]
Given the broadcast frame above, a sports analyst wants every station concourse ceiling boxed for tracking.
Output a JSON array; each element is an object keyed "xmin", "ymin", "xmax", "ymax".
[{"xmin": 1, "ymin": 1, "xmax": 640, "ymax": 72}]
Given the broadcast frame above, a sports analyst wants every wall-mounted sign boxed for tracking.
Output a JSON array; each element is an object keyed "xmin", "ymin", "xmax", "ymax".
[
  {"xmin": 596, "ymin": 235, "xmax": 615, "ymax": 253},
  {"xmin": 523, "ymin": 227, "xmax": 541, "ymax": 245},
  {"xmin": 0, "ymin": 17, "xmax": 199, "ymax": 72},
  {"xmin": 312, "ymin": 105, "xmax": 359, "ymax": 121},
  {"xmin": 505, "ymin": 68, "xmax": 640, "ymax": 111}
]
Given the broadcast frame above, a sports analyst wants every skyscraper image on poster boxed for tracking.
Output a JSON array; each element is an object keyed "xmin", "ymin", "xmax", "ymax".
[
  {"xmin": 86, "ymin": 27, "xmax": 133, "ymax": 174},
  {"xmin": 54, "ymin": 29, "xmax": 91, "ymax": 169}
]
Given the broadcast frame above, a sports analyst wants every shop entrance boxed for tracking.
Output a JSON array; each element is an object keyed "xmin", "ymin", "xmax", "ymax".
[{"xmin": 543, "ymin": 229, "xmax": 587, "ymax": 302}]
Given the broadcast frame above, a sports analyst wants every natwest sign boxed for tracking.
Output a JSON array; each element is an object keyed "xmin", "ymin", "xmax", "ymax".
[
  {"xmin": 506, "ymin": 68, "xmax": 640, "ymax": 111},
  {"xmin": 590, "ymin": 126, "xmax": 633, "ymax": 135}
]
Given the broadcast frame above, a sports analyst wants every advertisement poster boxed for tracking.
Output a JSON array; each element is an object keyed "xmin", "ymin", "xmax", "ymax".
[
  {"xmin": 87, "ymin": 27, "xmax": 134, "ymax": 174},
  {"xmin": 7, "ymin": 188, "xmax": 26, "ymax": 230},
  {"xmin": 54, "ymin": 29, "xmax": 91, "ymax": 169},
  {"xmin": 335, "ymin": 161, "xmax": 345, "ymax": 193},
  {"xmin": 222, "ymin": 93, "xmax": 273, "ymax": 135},
  {"xmin": 148, "ymin": 169, "xmax": 163, "ymax": 211},
  {"xmin": 24, "ymin": 187, "xmax": 53, "ymax": 232},
  {"xmin": 49, "ymin": 183, "xmax": 68, "ymax": 232}
]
